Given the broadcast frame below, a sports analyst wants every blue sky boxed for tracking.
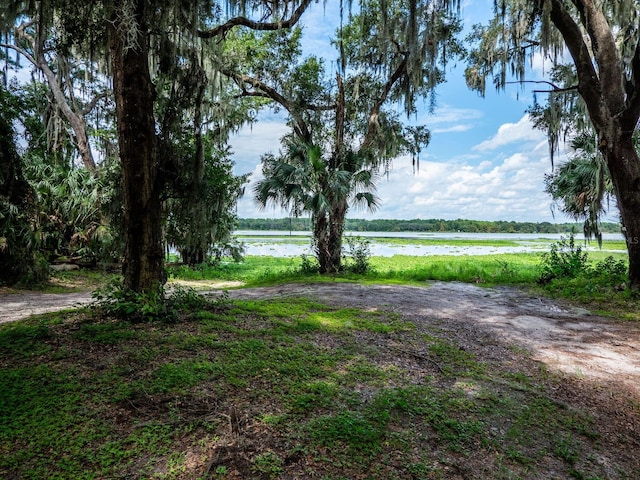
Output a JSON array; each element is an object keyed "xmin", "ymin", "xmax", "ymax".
[{"xmin": 228, "ymin": 0, "xmax": 615, "ymax": 223}]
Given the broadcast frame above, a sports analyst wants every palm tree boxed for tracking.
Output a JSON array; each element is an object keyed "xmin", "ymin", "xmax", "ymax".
[
  {"xmin": 255, "ymin": 136, "xmax": 379, "ymax": 273},
  {"xmin": 544, "ymin": 131, "xmax": 614, "ymax": 246}
]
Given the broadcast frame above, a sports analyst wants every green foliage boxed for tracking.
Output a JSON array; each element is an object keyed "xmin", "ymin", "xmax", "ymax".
[
  {"xmin": 538, "ymin": 235, "xmax": 630, "ymax": 301},
  {"xmin": 342, "ymin": 236, "xmax": 373, "ymax": 274},
  {"xmin": 237, "ymin": 217, "xmax": 616, "ymax": 234},
  {"xmin": 91, "ymin": 279, "xmax": 219, "ymax": 323},
  {"xmin": 24, "ymin": 157, "xmax": 117, "ymax": 264},
  {"xmin": 539, "ymin": 235, "xmax": 590, "ymax": 284},
  {"xmin": 91, "ymin": 279, "xmax": 168, "ymax": 322},
  {"xmin": 0, "ymin": 86, "xmax": 48, "ymax": 286},
  {"xmin": 298, "ymin": 254, "xmax": 319, "ymax": 274},
  {"xmin": 162, "ymin": 120, "xmax": 249, "ymax": 267},
  {"xmin": 542, "ymin": 130, "xmax": 615, "ymax": 245},
  {"xmin": 251, "ymin": 452, "xmax": 284, "ymax": 479}
]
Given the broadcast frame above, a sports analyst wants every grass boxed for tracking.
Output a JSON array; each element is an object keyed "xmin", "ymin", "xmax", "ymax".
[
  {"xmin": 3, "ymin": 237, "xmax": 637, "ymax": 477},
  {"xmin": 2, "ymin": 295, "xmax": 636, "ymax": 479}
]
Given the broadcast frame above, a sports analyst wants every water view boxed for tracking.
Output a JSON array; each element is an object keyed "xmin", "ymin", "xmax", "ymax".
[{"xmin": 236, "ymin": 230, "xmax": 627, "ymax": 257}]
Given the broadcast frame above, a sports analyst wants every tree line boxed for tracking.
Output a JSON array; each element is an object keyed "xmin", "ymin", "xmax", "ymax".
[{"xmin": 237, "ymin": 218, "xmax": 622, "ymax": 234}]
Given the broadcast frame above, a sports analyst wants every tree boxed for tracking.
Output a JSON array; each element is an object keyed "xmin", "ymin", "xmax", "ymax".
[
  {"xmin": 256, "ymin": 135, "xmax": 380, "ymax": 272},
  {"xmin": 165, "ymin": 141, "xmax": 248, "ymax": 265},
  {"xmin": 2, "ymin": 0, "xmax": 314, "ymax": 293},
  {"xmin": 543, "ymin": 131, "xmax": 614, "ymax": 246},
  {"xmin": 236, "ymin": 0, "xmax": 461, "ymax": 272},
  {"xmin": 466, "ymin": 1, "xmax": 640, "ymax": 289},
  {"xmin": 1, "ymin": 9, "xmax": 108, "ymax": 171},
  {"xmin": 0, "ymin": 85, "xmax": 44, "ymax": 285}
]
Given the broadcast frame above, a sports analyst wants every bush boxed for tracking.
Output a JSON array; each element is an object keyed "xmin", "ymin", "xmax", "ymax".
[
  {"xmin": 538, "ymin": 234, "xmax": 589, "ymax": 284},
  {"xmin": 592, "ymin": 256, "xmax": 627, "ymax": 285},
  {"xmin": 91, "ymin": 279, "xmax": 167, "ymax": 322},
  {"xmin": 298, "ymin": 254, "xmax": 319, "ymax": 274},
  {"xmin": 343, "ymin": 236, "xmax": 373, "ymax": 275},
  {"xmin": 91, "ymin": 278, "xmax": 227, "ymax": 323}
]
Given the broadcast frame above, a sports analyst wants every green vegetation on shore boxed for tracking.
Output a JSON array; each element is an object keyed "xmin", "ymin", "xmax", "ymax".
[{"xmin": 237, "ymin": 217, "xmax": 623, "ymax": 234}]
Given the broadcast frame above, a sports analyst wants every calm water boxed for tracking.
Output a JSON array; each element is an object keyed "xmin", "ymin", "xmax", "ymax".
[{"xmin": 235, "ymin": 231, "xmax": 626, "ymax": 258}]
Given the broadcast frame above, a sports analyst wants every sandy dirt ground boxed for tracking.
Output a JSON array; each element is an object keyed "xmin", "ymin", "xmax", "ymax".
[
  {"xmin": 1, "ymin": 281, "xmax": 639, "ymax": 397},
  {"xmin": 220, "ymin": 282, "xmax": 640, "ymax": 397}
]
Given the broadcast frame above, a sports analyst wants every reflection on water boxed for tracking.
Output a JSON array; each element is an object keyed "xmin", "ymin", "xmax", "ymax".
[{"xmin": 235, "ymin": 231, "xmax": 626, "ymax": 258}]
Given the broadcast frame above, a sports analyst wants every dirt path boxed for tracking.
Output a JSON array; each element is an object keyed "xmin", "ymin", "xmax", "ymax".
[
  {"xmin": 0, "ymin": 290, "xmax": 93, "ymax": 323},
  {"xmin": 220, "ymin": 282, "xmax": 640, "ymax": 397},
  {"xmin": 2, "ymin": 281, "xmax": 639, "ymax": 396}
]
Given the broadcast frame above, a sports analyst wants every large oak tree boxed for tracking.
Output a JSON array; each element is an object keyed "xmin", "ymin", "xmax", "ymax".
[
  {"xmin": 466, "ymin": 0, "xmax": 640, "ymax": 289},
  {"xmin": 2, "ymin": 0, "xmax": 313, "ymax": 293},
  {"xmin": 231, "ymin": 0, "xmax": 462, "ymax": 273}
]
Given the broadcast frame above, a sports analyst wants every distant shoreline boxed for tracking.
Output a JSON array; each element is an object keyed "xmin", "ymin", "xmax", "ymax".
[{"xmin": 237, "ymin": 218, "xmax": 622, "ymax": 234}]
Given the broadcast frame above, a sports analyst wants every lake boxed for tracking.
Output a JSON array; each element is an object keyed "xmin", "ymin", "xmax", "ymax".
[{"xmin": 235, "ymin": 230, "xmax": 627, "ymax": 257}]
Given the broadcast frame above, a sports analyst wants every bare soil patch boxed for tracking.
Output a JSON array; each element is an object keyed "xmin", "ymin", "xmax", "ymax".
[{"xmin": 221, "ymin": 281, "xmax": 640, "ymax": 398}]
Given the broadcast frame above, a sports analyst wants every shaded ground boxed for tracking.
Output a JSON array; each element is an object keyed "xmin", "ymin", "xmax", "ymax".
[
  {"xmin": 221, "ymin": 282, "xmax": 640, "ymax": 398},
  {"xmin": 1, "ymin": 280, "xmax": 639, "ymax": 478},
  {"xmin": 2, "ymin": 281, "xmax": 639, "ymax": 395}
]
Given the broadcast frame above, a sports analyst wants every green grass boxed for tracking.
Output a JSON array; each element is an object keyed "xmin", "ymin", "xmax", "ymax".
[{"xmin": 1, "ymin": 294, "xmax": 637, "ymax": 479}]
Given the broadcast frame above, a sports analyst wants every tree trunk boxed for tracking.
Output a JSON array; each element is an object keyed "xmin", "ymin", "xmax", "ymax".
[
  {"xmin": 314, "ymin": 213, "xmax": 332, "ymax": 274},
  {"xmin": 328, "ymin": 199, "xmax": 347, "ymax": 273},
  {"xmin": 602, "ymin": 133, "xmax": 640, "ymax": 290},
  {"xmin": 109, "ymin": 0, "xmax": 166, "ymax": 293},
  {"xmin": 181, "ymin": 247, "xmax": 206, "ymax": 266}
]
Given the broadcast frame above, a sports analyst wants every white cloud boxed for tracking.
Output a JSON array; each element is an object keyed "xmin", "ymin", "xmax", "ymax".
[
  {"xmin": 473, "ymin": 114, "xmax": 545, "ymax": 152},
  {"xmin": 431, "ymin": 124, "xmax": 474, "ymax": 134},
  {"xmin": 423, "ymin": 105, "xmax": 484, "ymax": 127},
  {"xmin": 359, "ymin": 142, "xmax": 557, "ymax": 222},
  {"xmin": 233, "ymin": 117, "xmax": 562, "ymax": 222}
]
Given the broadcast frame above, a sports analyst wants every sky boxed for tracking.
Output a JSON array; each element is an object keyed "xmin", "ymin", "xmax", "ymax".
[{"xmin": 227, "ymin": 0, "xmax": 612, "ymax": 224}]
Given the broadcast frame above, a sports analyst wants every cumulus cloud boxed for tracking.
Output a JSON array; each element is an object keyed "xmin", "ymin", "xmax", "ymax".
[
  {"xmin": 473, "ymin": 114, "xmax": 546, "ymax": 152},
  {"xmin": 361, "ymin": 137, "xmax": 557, "ymax": 222},
  {"xmin": 232, "ymin": 113, "xmax": 562, "ymax": 222}
]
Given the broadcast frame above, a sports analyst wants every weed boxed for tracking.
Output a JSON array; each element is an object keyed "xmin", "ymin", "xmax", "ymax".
[
  {"xmin": 299, "ymin": 254, "xmax": 320, "ymax": 274},
  {"xmin": 251, "ymin": 452, "xmax": 284, "ymax": 478},
  {"xmin": 539, "ymin": 234, "xmax": 590, "ymax": 284},
  {"xmin": 309, "ymin": 410, "xmax": 387, "ymax": 454},
  {"xmin": 91, "ymin": 279, "xmax": 167, "ymax": 322},
  {"xmin": 91, "ymin": 279, "xmax": 223, "ymax": 323},
  {"xmin": 343, "ymin": 236, "xmax": 374, "ymax": 274}
]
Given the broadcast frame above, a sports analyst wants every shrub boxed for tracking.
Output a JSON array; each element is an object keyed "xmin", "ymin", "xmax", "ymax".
[
  {"xmin": 343, "ymin": 236, "xmax": 373, "ymax": 275},
  {"xmin": 538, "ymin": 234, "xmax": 589, "ymax": 284},
  {"xmin": 91, "ymin": 279, "xmax": 167, "ymax": 322}
]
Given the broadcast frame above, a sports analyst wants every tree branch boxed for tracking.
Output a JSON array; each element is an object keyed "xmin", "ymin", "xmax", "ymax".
[
  {"xmin": 228, "ymin": 70, "xmax": 313, "ymax": 142},
  {"xmin": 81, "ymin": 91, "xmax": 111, "ymax": 115},
  {"xmin": 360, "ymin": 53, "xmax": 409, "ymax": 150},
  {"xmin": 0, "ymin": 42, "xmax": 37, "ymax": 68},
  {"xmin": 574, "ymin": 0, "xmax": 625, "ymax": 112},
  {"xmin": 546, "ymin": 0, "xmax": 605, "ymax": 129},
  {"xmin": 198, "ymin": 0, "xmax": 312, "ymax": 39},
  {"xmin": 8, "ymin": 25, "xmax": 97, "ymax": 170},
  {"xmin": 505, "ymin": 80, "xmax": 579, "ymax": 93}
]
